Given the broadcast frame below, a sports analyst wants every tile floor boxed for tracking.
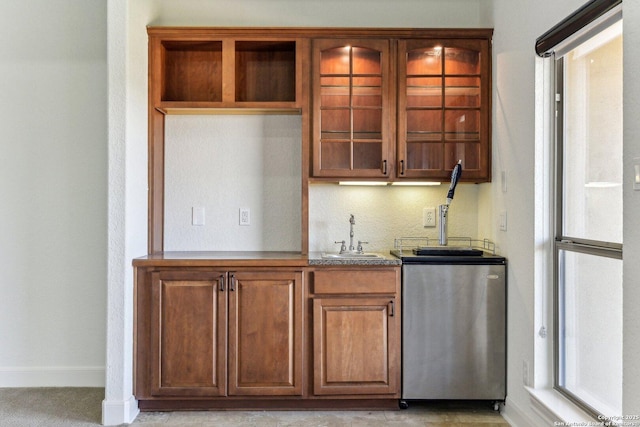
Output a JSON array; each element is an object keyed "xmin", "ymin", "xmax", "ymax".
[{"xmin": 131, "ymin": 401, "xmax": 510, "ymax": 426}]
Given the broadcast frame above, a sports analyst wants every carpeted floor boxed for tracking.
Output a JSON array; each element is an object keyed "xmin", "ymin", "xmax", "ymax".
[
  {"xmin": 0, "ymin": 388, "xmax": 510, "ymax": 426},
  {"xmin": 0, "ymin": 387, "xmax": 105, "ymax": 427}
]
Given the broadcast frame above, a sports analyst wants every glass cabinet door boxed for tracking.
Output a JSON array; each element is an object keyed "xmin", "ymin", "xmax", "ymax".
[
  {"xmin": 312, "ymin": 39, "xmax": 391, "ymax": 178},
  {"xmin": 398, "ymin": 39, "xmax": 490, "ymax": 181}
]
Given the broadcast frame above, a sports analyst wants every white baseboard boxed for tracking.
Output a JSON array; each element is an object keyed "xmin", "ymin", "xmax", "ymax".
[
  {"xmin": 102, "ymin": 395, "xmax": 139, "ymax": 426},
  {"xmin": 0, "ymin": 366, "xmax": 105, "ymax": 387},
  {"xmin": 502, "ymin": 395, "xmax": 542, "ymax": 427}
]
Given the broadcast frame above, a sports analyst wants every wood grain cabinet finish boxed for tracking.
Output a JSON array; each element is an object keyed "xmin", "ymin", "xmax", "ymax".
[
  {"xmin": 311, "ymin": 268, "xmax": 401, "ymax": 397},
  {"xmin": 148, "ymin": 28, "xmax": 305, "ymax": 110},
  {"xmin": 312, "ymin": 39, "xmax": 393, "ymax": 178},
  {"xmin": 150, "ymin": 270, "xmax": 227, "ymax": 397},
  {"xmin": 144, "ymin": 269, "xmax": 303, "ymax": 399},
  {"xmin": 228, "ymin": 271, "xmax": 303, "ymax": 396},
  {"xmin": 397, "ymin": 38, "xmax": 491, "ymax": 181},
  {"xmin": 310, "ymin": 30, "xmax": 492, "ymax": 182}
]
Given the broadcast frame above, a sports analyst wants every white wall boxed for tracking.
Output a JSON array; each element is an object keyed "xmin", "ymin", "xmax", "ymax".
[
  {"xmin": 621, "ymin": 0, "xmax": 640, "ymax": 419},
  {"xmin": 164, "ymin": 115, "xmax": 302, "ymax": 252},
  {"xmin": 0, "ymin": 0, "xmax": 107, "ymax": 387},
  {"xmin": 309, "ymin": 184, "xmax": 480, "ymax": 253},
  {"xmin": 489, "ymin": 0, "xmax": 640, "ymax": 425},
  {"xmin": 104, "ymin": 0, "xmax": 150, "ymax": 423},
  {"xmin": 145, "ymin": 0, "xmax": 483, "ymax": 27}
]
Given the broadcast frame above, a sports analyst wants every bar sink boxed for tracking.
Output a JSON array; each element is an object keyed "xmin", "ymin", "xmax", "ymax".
[{"xmin": 321, "ymin": 253, "xmax": 384, "ymax": 259}]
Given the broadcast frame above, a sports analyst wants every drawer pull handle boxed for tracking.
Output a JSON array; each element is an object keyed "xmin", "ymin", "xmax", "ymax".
[
  {"xmin": 389, "ymin": 300, "xmax": 395, "ymax": 317},
  {"xmin": 399, "ymin": 160, "xmax": 405, "ymax": 175},
  {"xmin": 382, "ymin": 160, "xmax": 388, "ymax": 175},
  {"xmin": 230, "ymin": 274, "xmax": 236, "ymax": 291},
  {"xmin": 219, "ymin": 274, "xmax": 225, "ymax": 292}
]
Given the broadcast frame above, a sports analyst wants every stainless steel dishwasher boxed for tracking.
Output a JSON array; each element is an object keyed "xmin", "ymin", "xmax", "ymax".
[{"xmin": 391, "ymin": 246, "xmax": 506, "ymax": 409}]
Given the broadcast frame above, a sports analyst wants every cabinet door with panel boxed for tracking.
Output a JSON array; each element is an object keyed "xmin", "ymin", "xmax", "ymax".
[
  {"xmin": 313, "ymin": 297, "xmax": 398, "ymax": 395},
  {"xmin": 150, "ymin": 270, "xmax": 227, "ymax": 397},
  {"xmin": 312, "ymin": 39, "xmax": 392, "ymax": 178},
  {"xmin": 228, "ymin": 270, "xmax": 304, "ymax": 396},
  {"xmin": 311, "ymin": 268, "xmax": 400, "ymax": 396},
  {"xmin": 397, "ymin": 38, "xmax": 491, "ymax": 181}
]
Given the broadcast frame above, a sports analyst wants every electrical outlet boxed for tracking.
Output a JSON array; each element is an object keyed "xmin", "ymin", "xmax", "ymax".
[
  {"xmin": 423, "ymin": 207, "xmax": 436, "ymax": 227},
  {"xmin": 239, "ymin": 208, "xmax": 250, "ymax": 226}
]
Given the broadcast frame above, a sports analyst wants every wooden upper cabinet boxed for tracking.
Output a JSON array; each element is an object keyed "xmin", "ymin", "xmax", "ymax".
[
  {"xmin": 310, "ymin": 32, "xmax": 492, "ymax": 182},
  {"xmin": 148, "ymin": 28, "xmax": 304, "ymax": 111},
  {"xmin": 312, "ymin": 39, "xmax": 393, "ymax": 178},
  {"xmin": 397, "ymin": 38, "xmax": 491, "ymax": 182}
]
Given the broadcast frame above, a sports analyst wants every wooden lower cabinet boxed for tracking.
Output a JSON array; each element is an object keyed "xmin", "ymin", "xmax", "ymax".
[
  {"xmin": 137, "ymin": 267, "xmax": 303, "ymax": 403},
  {"xmin": 313, "ymin": 297, "xmax": 398, "ymax": 395},
  {"xmin": 228, "ymin": 271, "xmax": 303, "ymax": 396},
  {"xmin": 134, "ymin": 263, "xmax": 401, "ymax": 409},
  {"xmin": 150, "ymin": 270, "xmax": 227, "ymax": 397},
  {"xmin": 311, "ymin": 268, "xmax": 401, "ymax": 398}
]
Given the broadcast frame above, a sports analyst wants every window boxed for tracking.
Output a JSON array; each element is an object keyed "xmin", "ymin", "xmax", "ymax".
[{"xmin": 538, "ymin": 0, "xmax": 623, "ymax": 418}]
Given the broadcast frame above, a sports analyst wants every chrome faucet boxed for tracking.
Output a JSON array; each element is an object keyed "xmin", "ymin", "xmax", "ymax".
[
  {"xmin": 348, "ymin": 214, "xmax": 356, "ymax": 252},
  {"xmin": 334, "ymin": 214, "xmax": 368, "ymax": 254}
]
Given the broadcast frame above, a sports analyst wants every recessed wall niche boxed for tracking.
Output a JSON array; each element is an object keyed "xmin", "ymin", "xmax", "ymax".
[{"xmin": 163, "ymin": 114, "xmax": 302, "ymax": 251}]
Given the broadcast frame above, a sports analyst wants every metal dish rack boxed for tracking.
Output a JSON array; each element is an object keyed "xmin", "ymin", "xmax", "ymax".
[{"xmin": 393, "ymin": 237, "xmax": 496, "ymax": 255}]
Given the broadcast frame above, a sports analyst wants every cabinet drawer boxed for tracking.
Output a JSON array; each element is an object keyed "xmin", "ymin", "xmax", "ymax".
[{"xmin": 313, "ymin": 269, "xmax": 398, "ymax": 294}]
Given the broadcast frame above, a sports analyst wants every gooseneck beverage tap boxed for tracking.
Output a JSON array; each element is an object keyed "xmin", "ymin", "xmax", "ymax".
[{"xmin": 439, "ymin": 160, "xmax": 463, "ymax": 246}]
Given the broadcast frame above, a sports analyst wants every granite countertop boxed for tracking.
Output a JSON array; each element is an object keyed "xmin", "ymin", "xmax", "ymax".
[
  {"xmin": 132, "ymin": 251, "xmax": 309, "ymax": 267},
  {"xmin": 307, "ymin": 251, "xmax": 401, "ymax": 266},
  {"xmin": 133, "ymin": 251, "xmax": 401, "ymax": 267}
]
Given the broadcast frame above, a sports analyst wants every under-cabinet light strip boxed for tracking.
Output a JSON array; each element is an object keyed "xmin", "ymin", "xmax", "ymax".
[{"xmin": 337, "ymin": 181, "xmax": 441, "ymax": 186}]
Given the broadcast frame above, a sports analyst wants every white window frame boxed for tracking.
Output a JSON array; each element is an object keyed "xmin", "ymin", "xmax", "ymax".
[{"xmin": 550, "ymin": 6, "xmax": 623, "ymax": 419}]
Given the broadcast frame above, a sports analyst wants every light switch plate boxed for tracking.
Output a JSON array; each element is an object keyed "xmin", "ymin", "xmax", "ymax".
[{"xmin": 192, "ymin": 207, "xmax": 205, "ymax": 226}]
